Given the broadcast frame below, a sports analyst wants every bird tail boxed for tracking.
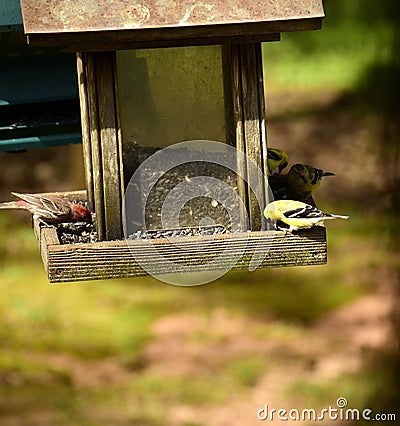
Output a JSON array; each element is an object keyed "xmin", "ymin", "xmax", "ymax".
[
  {"xmin": 329, "ymin": 214, "xmax": 349, "ymax": 220},
  {"xmin": 0, "ymin": 201, "xmax": 25, "ymax": 210}
]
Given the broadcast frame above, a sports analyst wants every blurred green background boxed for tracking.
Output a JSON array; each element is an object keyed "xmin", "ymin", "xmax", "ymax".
[{"xmin": 1, "ymin": 0, "xmax": 399, "ymax": 425}]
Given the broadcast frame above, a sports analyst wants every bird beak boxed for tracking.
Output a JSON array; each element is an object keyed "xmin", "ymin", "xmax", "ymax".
[{"xmin": 322, "ymin": 171, "xmax": 335, "ymax": 177}]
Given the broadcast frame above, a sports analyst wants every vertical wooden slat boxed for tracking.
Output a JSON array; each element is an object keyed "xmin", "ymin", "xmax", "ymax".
[
  {"xmin": 94, "ymin": 51, "xmax": 122, "ymax": 240},
  {"xmin": 112, "ymin": 54, "xmax": 125, "ymax": 201},
  {"xmin": 255, "ymin": 43, "xmax": 270, "ymax": 229},
  {"xmin": 222, "ymin": 46, "xmax": 235, "ymax": 148},
  {"xmin": 76, "ymin": 52, "xmax": 94, "ymax": 211},
  {"xmin": 224, "ymin": 43, "xmax": 269, "ymax": 232},
  {"xmin": 223, "ymin": 45, "xmax": 249, "ymax": 231},
  {"xmin": 239, "ymin": 43, "xmax": 266, "ymax": 231},
  {"xmin": 85, "ymin": 52, "xmax": 105, "ymax": 240}
]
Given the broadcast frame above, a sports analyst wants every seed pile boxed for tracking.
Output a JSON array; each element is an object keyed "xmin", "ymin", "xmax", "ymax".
[
  {"xmin": 127, "ymin": 224, "xmax": 229, "ymax": 240},
  {"xmin": 129, "ymin": 149, "xmax": 241, "ymax": 232},
  {"xmin": 57, "ymin": 145, "xmax": 244, "ymax": 244},
  {"xmin": 57, "ymin": 221, "xmax": 234, "ymax": 245},
  {"xmin": 56, "ymin": 221, "xmax": 97, "ymax": 244}
]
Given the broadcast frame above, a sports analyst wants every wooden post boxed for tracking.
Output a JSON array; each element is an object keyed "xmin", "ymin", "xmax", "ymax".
[
  {"xmin": 94, "ymin": 51, "xmax": 122, "ymax": 241},
  {"xmin": 85, "ymin": 52, "xmax": 105, "ymax": 240},
  {"xmin": 80, "ymin": 52, "xmax": 123, "ymax": 241},
  {"xmin": 76, "ymin": 53, "xmax": 94, "ymax": 211},
  {"xmin": 223, "ymin": 45, "xmax": 248, "ymax": 231},
  {"xmin": 113, "ymin": 55, "xmax": 125, "ymax": 204},
  {"xmin": 223, "ymin": 43, "xmax": 269, "ymax": 232},
  {"xmin": 255, "ymin": 43, "xmax": 270, "ymax": 230}
]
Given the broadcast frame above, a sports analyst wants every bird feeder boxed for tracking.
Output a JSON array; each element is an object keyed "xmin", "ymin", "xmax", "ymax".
[{"xmin": 19, "ymin": 0, "xmax": 326, "ymax": 283}]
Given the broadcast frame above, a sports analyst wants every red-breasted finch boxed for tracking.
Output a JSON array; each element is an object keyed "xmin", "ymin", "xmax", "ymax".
[{"xmin": 0, "ymin": 192, "xmax": 92, "ymax": 224}]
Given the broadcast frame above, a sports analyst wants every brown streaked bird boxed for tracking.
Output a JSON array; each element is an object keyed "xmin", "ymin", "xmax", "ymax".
[{"xmin": 0, "ymin": 192, "xmax": 92, "ymax": 224}]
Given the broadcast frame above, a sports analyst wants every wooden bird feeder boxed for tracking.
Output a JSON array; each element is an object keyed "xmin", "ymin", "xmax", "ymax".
[{"xmin": 19, "ymin": 0, "xmax": 326, "ymax": 283}]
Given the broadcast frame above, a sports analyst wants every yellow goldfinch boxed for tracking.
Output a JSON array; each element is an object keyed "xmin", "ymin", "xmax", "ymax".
[
  {"xmin": 264, "ymin": 200, "xmax": 348, "ymax": 232},
  {"xmin": 267, "ymin": 148, "xmax": 289, "ymax": 175}
]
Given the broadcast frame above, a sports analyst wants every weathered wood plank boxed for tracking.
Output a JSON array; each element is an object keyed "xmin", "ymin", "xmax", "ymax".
[
  {"xmin": 86, "ymin": 52, "xmax": 105, "ymax": 241},
  {"xmin": 239, "ymin": 43, "xmax": 266, "ymax": 231},
  {"xmin": 223, "ymin": 44, "xmax": 249, "ymax": 231},
  {"xmin": 222, "ymin": 46, "xmax": 236, "ymax": 148},
  {"xmin": 25, "ymin": 18, "xmax": 321, "ymax": 49},
  {"xmin": 255, "ymin": 43, "xmax": 270, "ymax": 220},
  {"xmin": 76, "ymin": 53, "xmax": 94, "ymax": 212},
  {"xmin": 34, "ymin": 219, "xmax": 60, "ymax": 275},
  {"xmin": 225, "ymin": 43, "xmax": 269, "ymax": 232},
  {"xmin": 94, "ymin": 51, "xmax": 122, "ymax": 241},
  {"xmin": 65, "ymin": 33, "xmax": 281, "ymax": 52},
  {"xmin": 37, "ymin": 223, "xmax": 327, "ymax": 283},
  {"xmin": 112, "ymin": 55, "xmax": 125, "ymax": 201}
]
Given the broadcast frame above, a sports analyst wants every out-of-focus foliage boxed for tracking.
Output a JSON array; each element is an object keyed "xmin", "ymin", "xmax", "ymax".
[
  {"xmin": 1, "ymin": 0, "xmax": 400, "ymax": 425},
  {"xmin": 263, "ymin": 0, "xmax": 396, "ymax": 92}
]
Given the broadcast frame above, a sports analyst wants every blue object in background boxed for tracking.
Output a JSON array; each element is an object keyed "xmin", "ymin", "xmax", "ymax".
[
  {"xmin": 0, "ymin": 0, "xmax": 82, "ymax": 151},
  {"xmin": 0, "ymin": 0, "xmax": 23, "ymax": 32}
]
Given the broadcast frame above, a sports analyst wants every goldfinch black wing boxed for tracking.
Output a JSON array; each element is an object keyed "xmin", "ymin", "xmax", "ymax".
[{"xmin": 283, "ymin": 204, "xmax": 325, "ymax": 219}]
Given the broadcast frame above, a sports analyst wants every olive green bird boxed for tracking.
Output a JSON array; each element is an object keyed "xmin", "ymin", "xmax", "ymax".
[
  {"xmin": 288, "ymin": 164, "xmax": 335, "ymax": 194},
  {"xmin": 269, "ymin": 163, "xmax": 335, "ymax": 206},
  {"xmin": 267, "ymin": 148, "xmax": 289, "ymax": 175}
]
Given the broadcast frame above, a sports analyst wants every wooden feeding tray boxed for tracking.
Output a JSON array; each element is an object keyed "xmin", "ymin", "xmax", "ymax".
[
  {"xmin": 33, "ymin": 191, "xmax": 327, "ymax": 283},
  {"xmin": 19, "ymin": 0, "xmax": 328, "ymax": 283}
]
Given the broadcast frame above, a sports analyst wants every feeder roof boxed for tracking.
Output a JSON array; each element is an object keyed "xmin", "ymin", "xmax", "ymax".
[{"xmin": 20, "ymin": 0, "xmax": 324, "ymax": 49}]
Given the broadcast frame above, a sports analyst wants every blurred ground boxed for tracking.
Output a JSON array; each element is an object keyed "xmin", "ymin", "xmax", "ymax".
[
  {"xmin": 0, "ymin": 87, "xmax": 398, "ymax": 425},
  {"xmin": 1, "ymin": 1, "xmax": 400, "ymax": 423}
]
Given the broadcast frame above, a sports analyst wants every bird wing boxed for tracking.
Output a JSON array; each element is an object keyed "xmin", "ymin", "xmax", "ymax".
[
  {"xmin": 267, "ymin": 149, "xmax": 283, "ymax": 161},
  {"xmin": 283, "ymin": 204, "xmax": 327, "ymax": 220},
  {"xmin": 11, "ymin": 192, "xmax": 71, "ymax": 219}
]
